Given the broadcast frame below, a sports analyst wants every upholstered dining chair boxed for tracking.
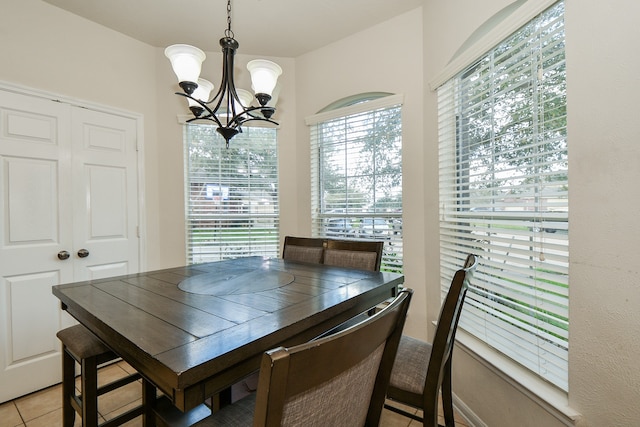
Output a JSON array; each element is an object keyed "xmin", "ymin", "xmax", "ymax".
[
  {"xmin": 384, "ymin": 254, "xmax": 478, "ymax": 427},
  {"xmin": 191, "ymin": 289, "xmax": 413, "ymax": 427},
  {"xmin": 282, "ymin": 235, "xmax": 325, "ymax": 264},
  {"xmin": 323, "ymin": 238, "xmax": 384, "ymax": 272}
]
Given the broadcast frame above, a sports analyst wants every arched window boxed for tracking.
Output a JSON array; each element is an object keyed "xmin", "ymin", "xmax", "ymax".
[
  {"xmin": 437, "ymin": 1, "xmax": 568, "ymax": 391},
  {"xmin": 306, "ymin": 93, "xmax": 403, "ymax": 272}
]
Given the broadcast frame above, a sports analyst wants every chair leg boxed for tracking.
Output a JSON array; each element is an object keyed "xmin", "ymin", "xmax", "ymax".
[
  {"xmin": 424, "ymin": 384, "xmax": 440, "ymax": 427},
  {"xmin": 441, "ymin": 357, "xmax": 455, "ymax": 427},
  {"xmin": 61, "ymin": 348, "xmax": 76, "ymax": 427},
  {"xmin": 81, "ymin": 355, "xmax": 100, "ymax": 427},
  {"xmin": 142, "ymin": 378, "xmax": 156, "ymax": 427}
]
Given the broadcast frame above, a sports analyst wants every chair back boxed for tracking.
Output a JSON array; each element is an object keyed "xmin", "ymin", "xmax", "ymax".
[
  {"xmin": 252, "ymin": 289, "xmax": 413, "ymax": 427},
  {"xmin": 282, "ymin": 236, "xmax": 325, "ymax": 264},
  {"xmin": 323, "ymin": 239, "xmax": 384, "ymax": 271},
  {"xmin": 424, "ymin": 254, "xmax": 477, "ymax": 408}
]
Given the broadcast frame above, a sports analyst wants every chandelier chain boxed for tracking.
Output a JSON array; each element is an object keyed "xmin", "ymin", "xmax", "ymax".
[{"xmin": 225, "ymin": 0, "xmax": 234, "ymax": 39}]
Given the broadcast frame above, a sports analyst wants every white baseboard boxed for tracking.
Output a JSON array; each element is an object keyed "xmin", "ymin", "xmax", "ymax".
[{"xmin": 453, "ymin": 393, "xmax": 488, "ymax": 427}]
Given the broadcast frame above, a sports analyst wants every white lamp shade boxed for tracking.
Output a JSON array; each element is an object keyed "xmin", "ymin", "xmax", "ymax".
[
  {"xmin": 247, "ymin": 59, "xmax": 282, "ymax": 96},
  {"xmin": 235, "ymin": 88, "xmax": 253, "ymax": 109},
  {"xmin": 165, "ymin": 44, "xmax": 206, "ymax": 84},
  {"xmin": 187, "ymin": 79, "xmax": 214, "ymax": 108},
  {"xmin": 267, "ymin": 83, "xmax": 280, "ymax": 106}
]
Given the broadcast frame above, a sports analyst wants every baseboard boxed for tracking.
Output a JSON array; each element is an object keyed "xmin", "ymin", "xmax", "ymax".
[{"xmin": 452, "ymin": 393, "xmax": 488, "ymax": 427}]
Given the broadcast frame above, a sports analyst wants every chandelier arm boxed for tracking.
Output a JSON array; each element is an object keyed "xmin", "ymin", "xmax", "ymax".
[
  {"xmin": 230, "ymin": 116, "xmax": 279, "ymax": 128},
  {"xmin": 176, "ymin": 92, "xmax": 224, "ymax": 129},
  {"xmin": 225, "ymin": 107, "xmax": 278, "ymax": 128}
]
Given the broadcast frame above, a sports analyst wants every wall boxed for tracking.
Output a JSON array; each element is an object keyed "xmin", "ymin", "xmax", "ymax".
[
  {"xmin": 423, "ymin": 0, "xmax": 640, "ymax": 426},
  {"xmin": 0, "ymin": 0, "xmax": 162, "ymax": 270},
  {"xmin": 294, "ymin": 9, "xmax": 426, "ymax": 337},
  {"xmin": 565, "ymin": 0, "xmax": 640, "ymax": 425}
]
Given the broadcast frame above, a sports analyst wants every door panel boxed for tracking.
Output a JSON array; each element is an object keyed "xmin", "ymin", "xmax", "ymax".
[
  {"xmin": 0, "ymin": 91, "xmax": 73, "ymax": 402},
  {"xmin": 6, "ymin": 158, "xmax": 59, "ymax": 243},
  {"xmin": 72, "ymin": 107, "xmax": 139, "ymax": 282},
  {"xmin": 86, "ymin": 262, "xmax": 129, "ymax": 281},
  {"xmin": 8, "ymin": 272, "xmax": 60, "ymax": 361},
  {"xmin": 88, "ymin": 165, "xmax": 127, "ymax": 238},
  {"xmin": 0, "ymin": 89, "xmax": 140, "ymax": 403}
]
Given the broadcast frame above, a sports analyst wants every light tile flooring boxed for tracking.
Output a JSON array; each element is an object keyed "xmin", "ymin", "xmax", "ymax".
[{"xmin": 0, "ymin": 361, "xmax": 470, "ymax": 427}]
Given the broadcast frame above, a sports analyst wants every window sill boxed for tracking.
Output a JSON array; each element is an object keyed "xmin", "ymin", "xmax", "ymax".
[{"xmin": 454, "ymin": 329, "xmax": 582, "ymax": 425}]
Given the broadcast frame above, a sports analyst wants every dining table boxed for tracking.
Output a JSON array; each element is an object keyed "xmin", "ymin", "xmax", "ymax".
[{"xmin": 52, "ymin": 256, "xmax": 404, "ymax": 425}]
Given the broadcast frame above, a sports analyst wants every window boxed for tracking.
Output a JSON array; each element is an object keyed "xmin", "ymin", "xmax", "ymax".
[
  {"xmin": 307, "ymin": 94, "xmax": 403, "ymax": 272},
  {"xmin": 438, "ymin": 2, "xmax": 568, "ymax": 390},
  {"xmin": 184, "ymin": 124, "xmax": 279, "ymax": 263}
]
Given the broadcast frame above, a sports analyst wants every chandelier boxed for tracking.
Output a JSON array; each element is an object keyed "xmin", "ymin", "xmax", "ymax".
[{"xmin": 165, "ymin": 0, "xmax": 282, "ymax": 147}]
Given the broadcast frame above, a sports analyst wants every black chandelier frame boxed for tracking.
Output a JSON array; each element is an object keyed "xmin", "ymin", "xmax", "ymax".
[{"xmin": 173, "ymin": 0, "xmax": 279, "ymax": 147}]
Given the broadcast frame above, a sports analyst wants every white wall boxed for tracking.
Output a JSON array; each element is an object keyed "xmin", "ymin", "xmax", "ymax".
[
  {"xmin": 565, "ymin": 0, "xmax": 640, "ymax": 425},
  {"xmin": 294, "ymin": 9, "xmax": 426, "ymax": 337},
  {"xmin": 422, "ymin": 1, "xmax": 640, "ymax": 426}
]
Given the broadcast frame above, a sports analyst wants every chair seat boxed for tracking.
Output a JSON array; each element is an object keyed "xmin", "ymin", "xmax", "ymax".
[
  {"xmin": 388, "ymin": 335, "xmax": 432, "ymax": 395},
  {"xmin": 56, "ymin": 324, "xmax": 115, "ymax": 360}
]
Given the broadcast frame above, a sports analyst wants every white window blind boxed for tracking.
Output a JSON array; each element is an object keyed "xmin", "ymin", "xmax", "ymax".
[
  {"xmin": 184, "ymin": 124, "xmax": 279, "ymax": 263},
  {"xmin": 438, "ymin": 1, "xmax": 568, "ymax": 390},
  {"xmin": 308, "ymin": 95, "xmax": 403, "ymax": 273}
]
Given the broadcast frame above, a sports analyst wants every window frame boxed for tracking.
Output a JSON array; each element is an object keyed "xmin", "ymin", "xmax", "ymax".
[
  {"xmin": 183, "ymin": 123, "xmax": 280, "ymax": 264},
  {"xmin": 437, "ymin": 1, "xmax": 569, "ymax": 393},
  {"xmin": 306, "ymin": 94, "xmax": 404, "ymax": 272}
]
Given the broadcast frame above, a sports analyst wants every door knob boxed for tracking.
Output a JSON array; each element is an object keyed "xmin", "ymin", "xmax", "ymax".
[
  {"xmin": 77, "ymin": 249, "xmax": 90, "ymax": 258},
  {"xmin": 57, "ymin": 250, "xmax": 70, "ymax": 260}
]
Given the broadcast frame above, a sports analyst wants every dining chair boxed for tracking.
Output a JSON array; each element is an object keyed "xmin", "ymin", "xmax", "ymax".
[
  {"xmin": 56, "ymin": 324, "xmax": 144, "ymax": 427},
  {"xmin": 323, "ymin": 238, "xmax": 384, "ymax": 271},
  {"xmin": 190, "ymin": 288, "xmax": 413, "ymax": 427},
  {"xmin": 384, "ymin": 254, "xmax": 478, "ymax": 427},
  {"xmin": 282, "ymin": 235, "xmax": 325, "ymax": 264}
]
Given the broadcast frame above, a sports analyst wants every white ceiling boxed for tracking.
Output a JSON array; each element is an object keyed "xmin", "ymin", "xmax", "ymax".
[{"xmin": 42, "ymin": 0, "xmax": 423, "ymax": 57}]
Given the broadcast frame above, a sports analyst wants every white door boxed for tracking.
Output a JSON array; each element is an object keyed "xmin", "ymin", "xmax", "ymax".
[
  {"xmin": 0, "ymin": 89, "xmax": 140, "ymax": 403},
  {"xmin": 71, "ymin": 107, "xmax": 139, "ymax": 281}
]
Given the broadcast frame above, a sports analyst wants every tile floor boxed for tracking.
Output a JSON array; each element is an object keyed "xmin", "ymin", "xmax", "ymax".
[{"xmin": 0, "ymin": 361, "xmax": 471, "ymax": 427}]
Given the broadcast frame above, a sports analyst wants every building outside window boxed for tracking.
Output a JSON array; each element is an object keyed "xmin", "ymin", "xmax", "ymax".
[
  {"xmin": 184, "ymin": 124, "xmax": 279, "ymax": 263},
  {"xmin": 437, "ymin": 1, "xmax": 568, "ymax": 391},
  {"xmin": 307, "ymin": 94, "xmax": 403, "ymax": 272}
]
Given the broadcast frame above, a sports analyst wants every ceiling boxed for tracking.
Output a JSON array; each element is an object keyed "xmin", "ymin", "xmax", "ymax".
[{"xmin": 42, "ymin": 0, "xmax": 423, "ymax": 58}]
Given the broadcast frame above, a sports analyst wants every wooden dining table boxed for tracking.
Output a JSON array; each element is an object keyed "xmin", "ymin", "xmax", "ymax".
[{"xmin": 52, "ymin": 256, "xmax": 403, "ymax": 424}]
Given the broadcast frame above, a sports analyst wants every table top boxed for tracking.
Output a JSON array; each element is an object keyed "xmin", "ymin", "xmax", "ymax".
[{"xmin": 52, "ymin": 256, "xmax": 403, "ymax": 411}]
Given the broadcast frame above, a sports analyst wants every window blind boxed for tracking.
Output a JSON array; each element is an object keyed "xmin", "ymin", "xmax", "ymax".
[
  {"xmin": 184, "ymin": 124, "xmax": 279, "ymax": 263},
  {"xmin": 438, "ymin": 1, "xmax": 568, "ymax": 390},
  {"xmin": 308, "ymin": 97, "xmax": 403, "ymax": 272}
]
